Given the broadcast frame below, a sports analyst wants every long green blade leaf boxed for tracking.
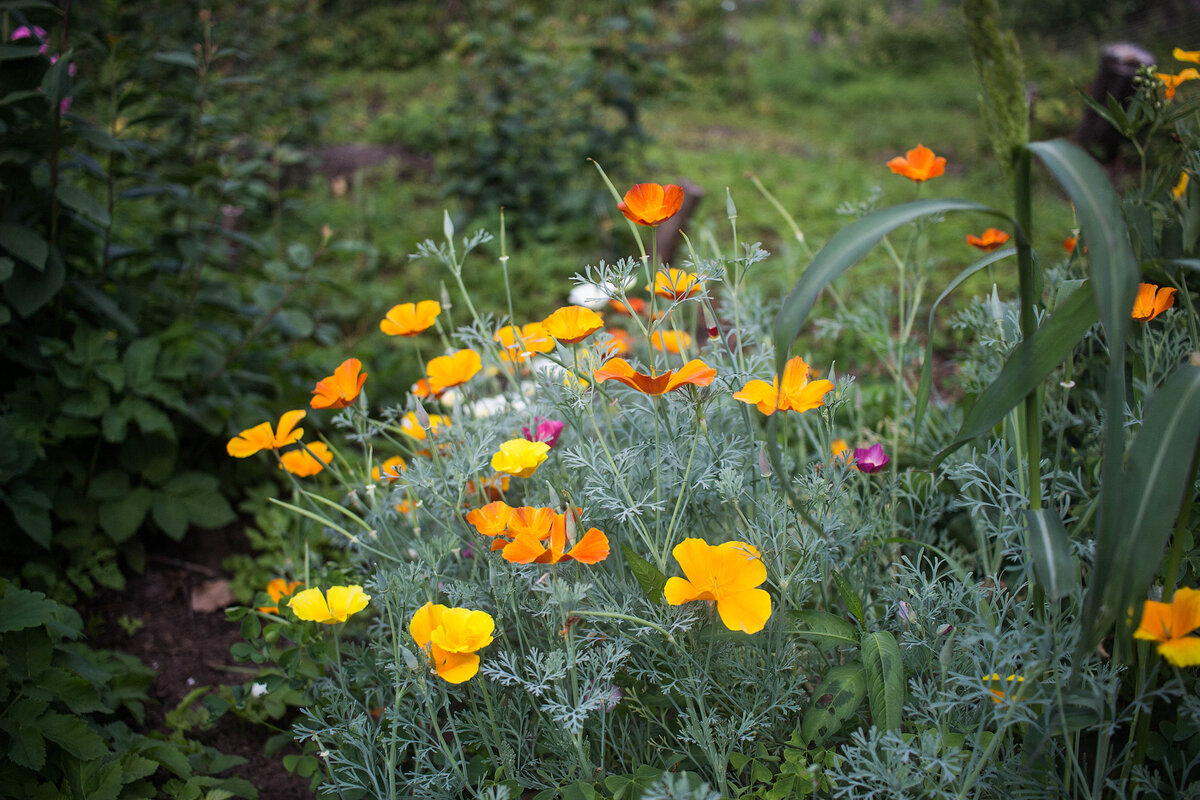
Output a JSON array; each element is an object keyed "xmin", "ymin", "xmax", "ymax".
[
  {"xmin": 1086, "ymin": 360, "xmax": 1200, "ymax": 646},
  {"xmin": 861, "ymin": 631, "xmax": 904, "ymax": 732},
  {"xmin": 915, "ymin": 246, "xmax": 1016, "ymax": 434},
  {"xmin": 1025, "ymin": 509, "xmax": 1077, "ymax": 601},
  {"xmin": 932, "ymin": 281, "xmax": 1097, "ymax": 464},
  {"xmin": 772, "ymin": 198, "xmax": 1009, "ymax": 376}
]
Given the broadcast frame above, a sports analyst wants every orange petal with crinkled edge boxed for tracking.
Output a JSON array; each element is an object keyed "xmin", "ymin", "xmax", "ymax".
[
  {"xmin": 311, "ymin": 358, "xmax": 368, "ymax": 410},
  {"xmin": 427, "ymin": 349, "xmax": 482, "ymax": 393},
  {"xmin": 381, "ymin": 300, "xmax": 440, "ymax": 336},
  {"xmin": 618, "ymin": 183, "xmax": 684, "ymax": 227},
  {"xmin": 593, "ymin": 358, "xmax": 670, "ymax": 394},
  {"xmin": 227, "ymin": 421, "xmax": 277, "ymax": 457},
  {"xmin": 664, "ymin": 359, "xmax": 717, "ymax": 391},
  {"xmin": 566, "ymin": 528, "xmax": 609, "ymax": 564},
  {"xmin": 501, "ymin": 533, "xmax": 548, "ymax": 564},
  {"xmin": 542, "ymin": 306, "xmax": 604, "ymax": 344},
  {"xmin": 733, "ymin": 379, "xmax": 783, "ymax": 415},
  {"xmin": 466, "ymin": 501, "xmax": 513, "ymax": 537},
  {"xmin": 508, "ymin": 506, "xmax": 556, "ymax": 540},
  {"xmin": 784, "ymin": 378, "xmax": 834, "ymax": 413}
]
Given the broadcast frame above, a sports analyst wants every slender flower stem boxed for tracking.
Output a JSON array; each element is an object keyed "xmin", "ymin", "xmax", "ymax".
[{"xmin": 1013, "ymin": 146, "xmax": 1042, "ymax": 512}]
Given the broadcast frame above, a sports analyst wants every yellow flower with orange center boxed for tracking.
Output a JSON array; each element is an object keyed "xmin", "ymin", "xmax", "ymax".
[
  {"xmin": 279, "ymin": 441, "xmax": 334, "ymax": 477},
  {"xmin": 887, "ymin": 144, "xmax": 946, "ymax": 182},
  {"xmin": 311, "ymin": 358, "xmax": 367, "ymax": 410},
  {"xmin": 426, "ymin": 349, "xmax": 482, "ymax": 394},
  {"xmin": 733, "ymin": 356, "xmax": 834, "ymax": 416},
  {"xmin": 227, "ymin": 410, "xmax": 305, "ymax": 458},
  {"xmin": 1134, "ymin": 587, "xmax": 1200, "ymax": 667},
  {"xmin": 649, "ymin": 268, "xmax": 701, "ymax": 301},
  {"xmin": 618, "ymin": 182, "xmax": 684, "ymax": 227},
  {"xmin": 380, "ymin": 300, "xmax": 440, "ymax": 336},
  {"xmin": 288, "ymin": 585, "xmax": 370, "ymax": 624},
  {"xmin": 490, "ymin": 439, "xmax": 550, "ymax": 479},
  {"xmin": 651, "ymin": 330, "xmax": 691, "ymax": 353},
  {"xmin": 965, "ymin": 228, "xmax": 1010, "ymax": 251},
  {"xmin": 409, "ymin": 602, "xmax": 495, "ymax": 683},
  {"xmin": 542, "ymin": 306, "xmax": 605, "ymax": 345},
  {"xmin": 1131, "ymin": 282, "xmax": 1177, "ymax": 321},
  {"xmin": 494, "ymin": 322, "xmax": 554, "ymax": 363},
  {"xmin": 257, "ymin": 578, "xmax": 303, "ymax": 614},
  {"xmin": 663, "ymin": 538, "xmax": 772, "ymax": 634}
]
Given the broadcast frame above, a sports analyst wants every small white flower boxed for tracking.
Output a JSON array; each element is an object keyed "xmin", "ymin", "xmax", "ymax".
[
  {"xmin": 568, "ymin": 283, "xmax": 609, "ymax": 309},
  {"xmin": 251, "ymin": 682, "xmax": 268, "ymax": 698}
]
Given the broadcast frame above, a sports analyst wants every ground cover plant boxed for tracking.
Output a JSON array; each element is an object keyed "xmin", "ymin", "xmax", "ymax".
[{"xmin": 228, "ymin": 4, "xmax": 1200, "ymax": 797}]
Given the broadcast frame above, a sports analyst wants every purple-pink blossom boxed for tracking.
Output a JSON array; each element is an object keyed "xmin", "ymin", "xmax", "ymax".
[
  {"xmin": 853, "ymin": 444, "xmax": 890, "ymax": 474},
  {"xmin": 522, "ymin": 418, "xmax": 564, "ymax": 448},
  {"xmin": 11, "ymin": 25, "xmax": 49, "ymax": 54}
]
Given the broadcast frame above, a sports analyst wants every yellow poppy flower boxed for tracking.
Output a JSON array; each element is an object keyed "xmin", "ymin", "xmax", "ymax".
[
  {"xmin": 494, "ymin": 322, "xmax": 553, "ymax": 363},
  {"xmin": 226, "ymin": 410, "xmax": 306, "ymax": 458},
  {"xmin": 1173, "ymin": 172, "xmax": 1189, "ymax": 201},
  {"xmin": 663, "ymin": 538, "xmax": 772, "ymax": 634},
  {"xmin": 542, "ymin": 306, "xmax": 605, "ymax": 345},
  {"xmin": 983, "ymin": 673, "xmax": 1025, "ymax": 703},
  {"xmin": 409, "ymin": 602, "xmax": 495, "ymax": 683},
  {"xmin": 399, "ymin": 411, "xmax": 451, "ymax": 441},
  {"xmin": 380, "ymin": 300, "xmax": 440, "ymax": 336},
  {"xmin": 649, "ymin": 268, "xmax": 701, "ymax": 301},
  {"xmin": 288, "ymin": 585, "xmax": 371, "ymax": 624},
  {"xmin": 372, "ymin": 455, "xmax": 407, "ymax": 482},
  {"xmin": 490, "ymin": 439, "xmax": 550, "ymax": 479},
  {"xmin": 651, "ymin": 330, "xmax": 691, "ymax": 353},
  {"xmin": 257, "ymin": 578, "xmax": 303, "ymax": 614},
  {"xmin": 311, "ymin": 358, "xmax": 367, "ymax": 410},
  {"xmin": 733, "ymin": 356, "xmax": 834, "ymax": 416}
]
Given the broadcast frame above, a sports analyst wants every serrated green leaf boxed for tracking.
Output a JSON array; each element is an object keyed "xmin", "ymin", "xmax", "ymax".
[
  {"xmin": 0, "ymin": 223, "xmax": 48, "ymax": 270},
  {"xmin": 800, "ymin": 663, "xmax": 867, "ymax": 746},
  {"xmin": 622, "ymin": 544, "xmax": 667, "ymax": 602},
  {"xmin": 98, "ymin": 487, "xmax": 152, "ymax": 542},
  {"xmin": 36, "ymin": 713, "xmax": 107, "ymax": 760},
  {"xmin": 6, "ymin": 723, "xmax": 45, "ymax": 770},
  {"xmin": 1026, "ymin": 509, "xmax": 1077, "ymax": 601},
  {"xmin": 0, "ymin": 585, "xmax": 60, "ymax": 632},
  {"xmin": 860, "ymin": 631, "xmax": 904, "ymax": 732},
  {"xmin": 789, "ymin": 609, "xmax": 858, "ymax": 648}
]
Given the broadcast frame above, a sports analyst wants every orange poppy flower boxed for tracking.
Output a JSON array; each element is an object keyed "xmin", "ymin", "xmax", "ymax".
[
  {"xmin": 602, "ymin": 329, "xmax": 633, "ymax": 358},
  {"xmin": 663, "ymin": 538, "xmax": 771, "ymax": 634},
  {"xmin": 831, "ymin": 438, "xmax": 851, "ymax": 463},
  {"xmin": 380, "ymin": 300, "xmax": 441, "ymax": 336},
  {"xmin": 1134, "ymin": 587, "xmax": 1200, "ymax": 667},
  {"xmin": 501, "ymin": 510, "xmax": 609, "ymax": 565},
  {"xmin": 311, "ymin": 358, "xmax": 368, "ymax": 410},
  {"xmin": 965, "ymin": 228, "xmax": 1010, "ymax": 251},
  {"xmin": 651, "ymin": 330, "xmax": 691, "ymax": 354},
  {"xmin": 279, "ymin": 441, "xmax": 334, "ymax": 477},
  {"xmin": 649, "ymin": 268, "xmax": 701, "ymax": 301},
  {"xmin": 618, "ymin": 183, "xmax": 684, "ymax": 227},
  {"xmin": 1063, "ymin": 237, "xmax": 1077, "ymax": 253},
  {"xmin": 1157, "ymin": 69, "xmax": 1199, "ymax": 100},
  {"xmin": 610, "ymin": 297, "xmax": 646, "ymax": 315},
  {"xmin": 542, "ymin": 306, "xmax": 605, "ymax": 345},
  {"xmin": 592, "ymin": 358, "xmax": 717, "ymax": 396},
  {"xmin": 1131, "ymin": 282, "xmax": 1177, "ymax": 321},
  {"xmin": 426, "ymin": 349, "xmax": 482, "ymax": 394},
  {"xmin": 399, "ymin": 411, "xmax": 451, "ymax": 441},
  {"xmin": 506, "ymin": 506, "xmax": 558, "ymax": 540},
  {"xmin": 257, "ymin": 578, "xmax": 303, "ymax": 614},
  {"xmin": 464, "ymin": 473, "xmax": 510, "ymax": 502},
  {"xmin": 372, "ymin": 455, "xmax": 407, "ymax": 482},
  {"xmin": 887, "ymin": 144, "xmax": 946, "ymax": 183},
  {"xmin": 733, "ymin": 356, "xmax": 834, "ymax": 416},
  {"xmin": 494, "ymin": 322, "xmax": 554, "ymax": 363},
  {"xmin": 411, "ymin": 378, "xmax": 442, "ymax": 400},
  {"xmin": 227, "ymin": 410, "xmax": 306, "ymax": 458},
  {"xmin": 466, "ymin": 501, "xmax": 514, "ymax": 537},
  {"xmin": 409, "ymin": 602, "xmax": 495, "ymax": 683}
]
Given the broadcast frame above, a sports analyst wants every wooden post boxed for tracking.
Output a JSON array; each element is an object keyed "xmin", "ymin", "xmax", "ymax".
[
  {"xmin": 1077, "ymin": 42, "xmax": 1154, "ymax": 163},
  {"xmin": 654, "ymin": 179, "xmax": 705, "ymax": 266}
]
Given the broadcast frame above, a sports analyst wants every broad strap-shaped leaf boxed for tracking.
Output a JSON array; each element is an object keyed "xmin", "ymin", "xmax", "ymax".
[
  {"xmin": 772, "ymin": 198, "xmax": 1010, "ymax": 376},
  {"xmin": 800, "ymin": 663, "xmax": 867, "ymax": 746},
  {"xmin": 861, "ymin": 630, "xmax": 904, "ymax": 733},
  {"xmin": 789, "ymin": 609, "xmax": 859, "ymax": 649},
  {"xmin": 622, "ymin": 544, "xmax": 667, "ymax": 602},
  {"xmin": 1025, "ymin": 509, "xmax": 1078, "ymax": 601},
  {"xmin": 1085, "ymin": 360, "xmax": 1200, "ymax": 647},
  {"xmin": 915, "ymin": 246, "xmax": 1016, "ymax": 433},
  {"xmin": 933, "ymin": 281, "xmax": 1097, "ymax": 464}
]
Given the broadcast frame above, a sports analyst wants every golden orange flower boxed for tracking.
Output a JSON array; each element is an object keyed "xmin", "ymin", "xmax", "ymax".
[
  {"xmin": 887, "ymin": 144, "xmax": 946, "ymax": 183},
  {"xmin": 227, "ymin": 410, "xmax": 306, "ymax": 458},
  {"xmin": 399, "ymin": 411, "xmax": 451, "ymax": 441},
  {"xmin": 466, "ymin": 501, "xmax": 513, "ymax": 537},
  {"xmin": 1157, "ymin": 68, "xmax": 1199, "ymax": 100},
  {"xmin": 663, "ymin": 538, "xmax": 771, "ymax": 634},
  {"xmin": 602, "ymin": 329, "xmax": 633, "ymax": 357},
  {"xmin": 426, "ymin": 349, "xmax": 482, "ymax": 393},
  {"xmin": 733, "ymin": 356, "xmax": 834, "ymax": 416},
  {"xmin": 465, "ymin": 473, "xmax": 510, "ymax": 502},
  {"xmin": 257, "ymin": 578, "xmax": 303, "ymax": 614},
  {"xmin": 651, "ymin": 330, "xmax": 691, "ymax": 354},
  {"xmin": 1134, "ymin": 587, "xmax": 1200, "ymax": 667},
  {"xmin": 610, "ymin": 297, "xmax": 647, "ymax": 315},
  {"xmin": 1131, "ymin": 282, "xmax": 1177, "ymax": 322},
  {"xmin": 983, "ymin": 673, "xmax": 1025, "ymax": 704},
  {"xmin": 1063, "ymin": 237, "xmax": 1077, "ymax": 253},
  {"xmin": 542, "ymin": 306, "xmax": 605, "ymax": 345},
  {"xmin": 501, "ymin": 513, "xmax": 609, "ymax": 565},
  {"xmin": 506, "ymin": 506, "xmax": 557, "ymax": 540},
  {"xmin": 311, "ymin": 358, "xmax": 367, "ymax": 410},
  {"xmin": 1175, "ymin": 48, "xmax": 1200, "ymax": 65},
  {"xmin": 380, "ymin": 300, "xmax": 441, "ymax": 336},
  {"xmin": 494, "ymin": 322, "xmax": 554, "ymax": 363},
  {"xmin": 372, "ymin": 455, "xmax": 407, "ymax": 482},
  {"xmin": 411, "ymin": 378, "xmax": 441, "ymax": 400},
  {"xmin": 409, "ymin": 602, "xmax": 495, "ymax": 683},
  {"xmin": 279, "ymin": 441, "xmax": 334, "ymax": 477},
  {"xmin": 592, "ymin": 358, "xmax": 717, "ymax": 396},
  {"xmin": 1173, "ymin": 172, "xmax": 1189, "ymax": 201},
  {"xmin": 618, "ymin": 182, "xmax": 684, "ymax": 227},
  {"xmin": 490, "ymin": 439, "xmax": 550, "ymax": 479},
  {"xmin": 831, "ymin": 438, "xmax": 851, "ymax": 463},
  {"xmin": 650, "ymin": 268, "xmax": 701, "ymax": 301},
  {"xmin": 965, "ymin": 228, "xmax": 1010, "ymax": 251}
]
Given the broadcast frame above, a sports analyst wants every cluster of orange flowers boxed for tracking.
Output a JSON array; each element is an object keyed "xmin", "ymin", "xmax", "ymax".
[
  {"xmin": 1157, "ymin": 48, "xmax": 1200, "ymax": 101},
  {"xmin": 466, "ymin": 502, "xmax": 610, "ymax": 565}
]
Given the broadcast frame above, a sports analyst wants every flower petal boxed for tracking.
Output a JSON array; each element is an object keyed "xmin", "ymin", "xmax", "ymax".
[
  {"xmin": 716, "ymin": 587, "xmax": 772, "ymax": 634},
  {"xmin": 431, "ymin": 644, "xmax": 480, "ymax": 683},
  {"xmin": 566, "ymin": 528, "xmax": 610, "ymax": 564},
  {"xmin": 663, "ymin": 576, "xmax": 704, "ymax": 605},
  {"xmin": 289, "ymin": 588, "xmax": 333, "ymax": 623},
  {"xmin": 325, "ymin": 585, "xmax": 370, "ymax": 622},
  {"xmin": 409, "ymin": 601, "xmax": 443, "ymax": 647}
]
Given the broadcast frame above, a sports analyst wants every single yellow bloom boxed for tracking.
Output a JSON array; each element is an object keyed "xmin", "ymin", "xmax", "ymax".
[
  {"xmin": 279, "ymin": 441, "xmax": 334, "ymax": 477},
  {"xmin": 409, "ymin": 602, "xmax": 495, "ymax": 683},
  {"xmin": 372, "ymin": 455, "xmax": 407, "ymax": 482},
  {"xmin": 649, "ymin": 268, "xmax": 701, "ymax": 301},
  {"xmin": 1157, "ymin": 68, "xmax": 1199, "ymax": 100},
  {"xmin": 1173, "ymin": 172, "xmax": 1189, "ymax": 201},
  {"xmin": 257, "ymin": 578, "xmax": 303, "ymax": 614},
  {"xmin": 1174, "ymin": 47, "xmax": 1200, "ymax": 65},
  {"xmin": 490, "ymin": 438, "xmax": 550, "ymax": 479},
  {"xmin": 380, "ymin": 300, "xmax": 440, "ymax": 336},
  {"xmin": 494, "ymin": 322, "xmax": 553, "ymax": 363},
  {"xmin": 542, "ymin": 306, "xmax": 605, "ymax": 344},
  {"xmin": 663, "ymin": 538, "xmax": 772, "ymax": 634},
  {"xmin": 426, "ymin": 349, "xmax": 482, "ymax": 394},
  {"xmin": 288, "ymin": 585, "xmax": 371, "ymax": 624},
  {"xmin": 226, "ymin": 410, "xmax": 306, "ymax": 458},
  {"xmin": 1134, "ymin": 587, "xmax": 1200, "ymax": 667},
  {"xmin": 831, "ymin": 438, "xmax": 851, "ymax": 463}
]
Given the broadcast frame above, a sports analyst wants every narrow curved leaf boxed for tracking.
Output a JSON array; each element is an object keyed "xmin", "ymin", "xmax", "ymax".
[
  {"xmin": 915, "ymin": 246, "xmax": 1016, "ymax": 433},
  {"xmin": 800, "ymin": 663, "xmax": 867, "ymax": 746},
  {"xmin": 622, "ymin": 544, "xmax": 667, "ymax": 602},
  {"xmin": 1026, "ymin": 509, "xmax": 1077, "ymax": 601},
  {"xmin": 831, "ymin": 569, "xmax": 864, "ymax": 625},
  {"xmin": 861, "ymin": 631, "xmax": 904, "ymax": 732},
  {"xmin": 933, "ymin": 281, "xmax": 1097, "ymax": 464},
  {"xmin": 1087, "ymin": 361, "xmax": 1200, "ymax": 644},
  {"xmin": 789, "ymin": 609, "xmax": 858, "ymax": 648},
  {"xmin": 773, "ymin": 198, "xmax": 1009, "ymax": 375}
]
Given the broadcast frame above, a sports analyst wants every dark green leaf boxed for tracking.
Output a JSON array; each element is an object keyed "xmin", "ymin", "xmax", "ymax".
[
  {"xmin": 98, "ymin": 487, "xmax": 153, "ymax": 543},
  {"xmin": 5, "ymin": 245, "xmax": 64, "ymax": 317},
  {"xmin": 830, "ymin": 569, "xmax": 864, "ymax": 625},
  {"xmin": 622, "ymin": 544, "xmax": 667, "ymax": 601},
  {"xmin": 0, "ymin": 43, "xmax": 42, "ymax": 61},
  {"xmin": 123, "ymin": 338, "xmax": 161, "ymax": 392},
  {"xmin": 6, "ymin": 723, "xmax": 45, "ymax": 771},
  {"xmin": 1026, "ymin": 509, "xmax": 1077, "ymax": 601},
  {"xmin": 860, "ymin": 631, "xmax": 904, "ymax": 732},
  {"xmin": 36, "ymin": 713, "xmax": 107, "ymax": 761},
  {"xmin": 0, "ymin": 585, "xmax": 60, "ymax": 633},
  {"xmin": 800, "ymin": 663, "xmax": 867, "ymax": 746},
  {"xmin": 153, "ymin": 51, "xmax": 198, "ymax": 68},
  {"xmin": 789, "ymin": 609, "xmax": 858, "ymax": 648},
  {"xmin": 40, "ymin": 48, "xmax": 72, "ymax": 106},
  {"xmin": 56, "ymin": 182, "xmax": 110, "ymax": 226},
  {"xmin": 153, "ymin": 493, "xmax": 189, "ymax": 540},
  {"xmin": 0, "ymin": 222, "xmax": 48, "ymax": 271}
]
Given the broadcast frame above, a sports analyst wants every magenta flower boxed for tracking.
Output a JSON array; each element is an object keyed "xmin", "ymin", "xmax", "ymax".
[
  {"xmin": 853, "ymin": 444, "xmax": 890, "ymax": 474},
  {"xmin": 522, "ymin": 418, "xmax": 565, "ymax": 448},
  {"xmin": 11, "ymin": 25, "xmax": 49, "ymax": 54}
]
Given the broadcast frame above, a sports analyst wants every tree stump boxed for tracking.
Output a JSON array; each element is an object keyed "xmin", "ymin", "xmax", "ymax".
[
  {"xmin": 1077, "ymin": 42, "xmax": 1155, "ymax": 163},
  {"xmin": 655, "ymin": 179, "xmax": 705, "ymax": 267}
]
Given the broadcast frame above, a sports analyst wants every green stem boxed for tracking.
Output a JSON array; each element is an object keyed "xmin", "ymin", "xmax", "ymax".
[{"xmin": 1014, "ymin": 146, "xmax": 1042, "ymax": 512}]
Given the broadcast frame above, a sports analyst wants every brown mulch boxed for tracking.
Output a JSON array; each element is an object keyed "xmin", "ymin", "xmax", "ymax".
[{"xmin": 89, "ymin": 526, "xmax": 313, "ymax": 800}]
